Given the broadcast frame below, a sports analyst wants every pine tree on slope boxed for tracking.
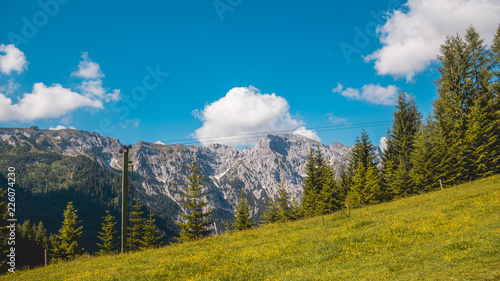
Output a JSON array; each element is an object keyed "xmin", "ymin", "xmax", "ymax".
[
  {"xmin": 176, "ymin": 159, "xmax": 213, "ymax": 242},
  {"xmin": 53, "ymin": 202, "xmax": 84, "ymax": 261},
  {"xmin": 97, "ymin": 210, "xmax": 118, "ymax": 255},
  {"xmin": 233, "ymin": 190, "xmax": 253, "ymax": 231}
]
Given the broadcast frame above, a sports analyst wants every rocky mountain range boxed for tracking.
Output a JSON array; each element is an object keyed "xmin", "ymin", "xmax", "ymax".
[{"xmin": 0, "ymin": 126, "xmax": 381, "ymax": 226}]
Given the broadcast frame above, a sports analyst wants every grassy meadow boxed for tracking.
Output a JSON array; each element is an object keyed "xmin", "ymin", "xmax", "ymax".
[{"xmin": 4, "ymin": 175, "xmax": 500, "ymax": 280}]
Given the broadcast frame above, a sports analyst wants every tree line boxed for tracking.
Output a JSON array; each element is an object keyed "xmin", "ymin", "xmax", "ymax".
[
  {"xmin": 154, "ymin": 24, "xmax": 500, "ymax": 239},
  {"xmin": 237, "ymin": 24, "xmax": 500, "ymax": 227},
  {"xmin": 301, "ymin": 24, "xmax": 500, "ymax": 215}
]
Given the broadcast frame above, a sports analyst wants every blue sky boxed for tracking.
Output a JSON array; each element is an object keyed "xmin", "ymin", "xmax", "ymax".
[{"xmin": 0, "ymin": 0, "xmax": 498, "ymax": 147}]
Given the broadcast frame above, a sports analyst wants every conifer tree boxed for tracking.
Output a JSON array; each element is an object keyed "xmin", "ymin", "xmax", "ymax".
[
  {"xmin": 35, "ymin": 221, "xmax": 50, "ymax": 250},
  {"xmin": 382, "ymin": 91, "xmax": 421, "ymax": 197},
  {"xmin": 433, "ymin": 26, "xmax": 499, "ymax": 184},
  {"xmin": 276, "ymin": 180, "xmax": 294, "ymax": 222},
  {"xmin": 346, "ymin": 129, "xmax": 376, "ymax": 208},
  {"xmin": 318, "ymin": 165, "xmax": 341, "ymax": 214},
  {"xmin": 381, "ymin": 157, "xmax": 396, "ymax": 200},
  {"xmin": 465, "ymin": 25, "xmax": 492, "ymax": 98},
  {"xmin": 492, "ymin": 24, "xmax": 500, "ymax": 96},
  {"xmin": 465, "ymin": 97, "xmax": 500, "ymax": 178},
  {"xmin": 364, "ymin": 165, "xmax": 382, "ymax": 204},
  {"xmin": 233, "ymin": 190, "xmax": 253, "ymax": 231},
  {"xmin": 490, "ymin": 24, "xmax": 500, "ymax": 174},
  {"xmin": 142, "ymin": 210, "xmax": 162, "ymax": 249},
  {"xmin": 263, "ymin": 197, "xmax": 280, "ymax": 223},
  {"xmin": 301, "ymin": 147, "xmax": 317, "ymax": 216},
  {"xmin": 129, "ymin": 198, "xmax": 146, "ymax": 250},
  {"xmin": 176, "ymin": 159, "xmax": 213, "ymax": 242},
  {"xmin": 346, "ymin": 161, "xmax": 366, "ymax": 208},
  {"xmin": 53, "ymin": 202, "xmax": 84, "ymax": 260},
  {"xmin": 97, "ymin": 210, "xmax": 118, "ymax": 255},
  {"xmin": 409, "ymin": 120, "xmax": 440, "ymax": 193}
]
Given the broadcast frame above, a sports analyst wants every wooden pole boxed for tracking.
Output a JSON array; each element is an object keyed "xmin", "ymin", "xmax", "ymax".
[
  {"xmin": 44, "ymin": 249, "xmax": 47, "ymax": 266},
  {"xmin": 439, "ymin": 179, "xmax": 443, "ymax": 190},
  {"xmin": 121, "ymin": 146, "xmax": 130, "ymax": 254},
  {"xmin": 213, "ymin": 221, "xmax": 218, "ymax": 235}
]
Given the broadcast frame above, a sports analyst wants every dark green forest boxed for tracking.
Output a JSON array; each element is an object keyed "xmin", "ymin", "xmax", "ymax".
[{"xmin": 0, "ymin": 140, "xmax": 178, "ymax": 271}]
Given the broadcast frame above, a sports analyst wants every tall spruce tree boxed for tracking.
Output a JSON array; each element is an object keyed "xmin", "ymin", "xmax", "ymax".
[
  {"xmin": 433, "ymin": 33, "xmax": 474, "ymax": 185},
  {"xmin": 276, "ymin": 180, "xmax": 294, "ymax": 222},
  {"xmin": 142, "ymin": 210, "xmax": 162, "ymax": 249},
  {"xmin": 263, "ymin": 197, "xmax": 280, "ymax": 223},
  {"xmin": 490, "ymin": 24, "xmax": 500, "ymax": 174},
  {"xmin": 129, "ymin": 198, "xmax": 146, "ymax": 251},
  {"xmin": 382, "ymin": 91, "xmax": 421, "ymax": 198},
  {"xmin": 233, "ymin": 190, "xmax": 253, "ymax": 231},
  {"xmin": 176, "ymin": 159, "xmax": 213, "ymax": 242},
  {"xmin": 97, "ymin": 210, "xmax": 118, "ymax": 255},
  {"xmin": 301, "ymin": 147, "xmax": 318, "ymax": 216},
  {"xmin": 318, "ymin": 164, "xmax": 341, "ymax": 214},
  {"xmin": 492, "ymin": 24, "xmax": 500, "ymax": 96},
  {"xmin": 409, "ymin": 119, "xmax": 440, "ymax": 193},
  {"xmin": 53, "ymin": 202, "xmax": 84, "ymax": 261},
  {"xmin": 465, "ymin": 96, "xmax": 500, "ymax": 178},
  {"xmin": 433, "ymin": 26, "xmax": 499, "ymax": 184},
  {"xmin": 346, "ymin": 130, "xmax": 376, "ymax": 208},
  {"xmin": 364, "ymin": 164, "xmax": 382, "ymax": 205}
]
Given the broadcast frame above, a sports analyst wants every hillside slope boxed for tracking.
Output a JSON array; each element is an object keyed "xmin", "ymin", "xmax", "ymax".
[{"xmin": 5, "ymin": 176, "xmax": 500, "ymax": 280}]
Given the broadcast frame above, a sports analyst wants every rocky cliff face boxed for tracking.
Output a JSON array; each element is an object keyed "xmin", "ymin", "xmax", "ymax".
[{"xmin": 0, "ymin": 127, "xmax": 380, "ymax": 223}]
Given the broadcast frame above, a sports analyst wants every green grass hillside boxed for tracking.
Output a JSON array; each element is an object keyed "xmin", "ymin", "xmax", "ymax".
[{"xmin": 5, "ymin": 176, "xmax": 500, "ymax": 280}]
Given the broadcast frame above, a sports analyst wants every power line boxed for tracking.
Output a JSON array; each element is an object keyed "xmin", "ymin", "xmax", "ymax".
[{"xmin": 157, "ymin": 121, "xmax": 392, "ymax": 146}]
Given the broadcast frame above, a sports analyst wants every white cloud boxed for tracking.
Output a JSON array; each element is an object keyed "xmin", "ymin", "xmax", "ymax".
[
  {"xmin": 71, "ymin": 52, "xmax": 104, "ymax": 79},
  {"xmin": 0, "ymin": 83, "xmax": 103, "ymax": 122},
  {"xmin": 78, "ymin": 80, "xmax": 120, "ymax": 102},
  {"xmin": 0, "ymin": 51, "xmax": 119, "ymax": 122},
  {"xmin": 0, "ymin": 79, "xmax": 20, "ymax": 96},
  {"xmin": 154, "ymin": 141, "xmax": 165, "ymax": 145},
  {"xmin": 193, "ymin": 86, "xmax": 317, "ymax": 146},
  {"xmin": 366, "ymin": 0, "xmax": 500, "ymax": 80},
  {"xmin": 327, "ymin": 113, "xmax": 349, "ymax": 125},
  {"xmin": 293, "ymin": 126, "xmax": 321, "ymax": 142},
  {"xmin": 379, "ymin": 136, "xmax": 388, "ymax": 152},
  {"xmin": 0, "ymin": 44, "xmax": 27, "ymax": 75},
  {"xmin": 49, "ymin": 125, "xmax": 76, "ymax": 130},
  {"xmin": 333, "ymin": 83, "xmax": 399, "ymax": 105},
  {"xmin": 120, "ymin": 119, "xmax": 140, "ymax": 129}
]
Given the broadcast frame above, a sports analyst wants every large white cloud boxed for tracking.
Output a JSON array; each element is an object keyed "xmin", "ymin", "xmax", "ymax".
[
  {"xmin": 193, "ymin": 86, "xmax": 319, "ymax": 146},
  {"xmin": 71, "ymin": 52, "xmax": 104, "ymax": 79},
  {"xmin": 366, "ymin": 0, "xmax": 500, "ymax": 80},
  {"xmin": 0, "ymin": 44, "xmax": 27, "ymax": 75},
  {"xmin": 0, "ymin": 83, "xmax": 103, "ymax": 122},
  {"xmin": 333, "ymin": 83, "xmax": 399, "ymax": 105}
]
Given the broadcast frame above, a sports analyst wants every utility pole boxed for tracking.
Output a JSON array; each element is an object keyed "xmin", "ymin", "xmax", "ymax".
[{"xmin": 119, "ymin": 145, "xmax": 132, "ymax": 254}]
